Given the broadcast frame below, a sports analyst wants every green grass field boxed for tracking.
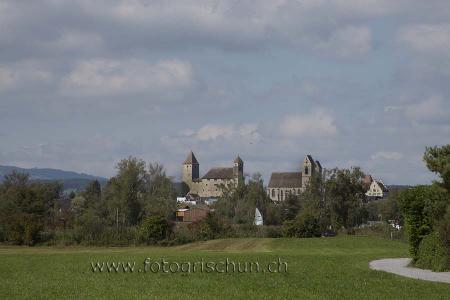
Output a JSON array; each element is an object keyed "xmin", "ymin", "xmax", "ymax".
[{"xmin": 1, "ymin": 236, "xmax": 449, "ymax": 299}]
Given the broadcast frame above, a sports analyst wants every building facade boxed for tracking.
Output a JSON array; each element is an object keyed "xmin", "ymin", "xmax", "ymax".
[
  {"xmin": 267, "ymin": 155, "xmax": 322, "ymax": 201},
  {"xmin": 365, "ymin": 180, "xmax": 388, "ymax": 199},
  {"xmin": 182, "ymin": 151, "xmax": 243, "ymax": 198}
]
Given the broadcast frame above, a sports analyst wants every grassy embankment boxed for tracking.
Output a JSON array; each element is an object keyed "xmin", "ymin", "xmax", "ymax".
[{"xmin": 1, "ymin": 236, "xmax": 449, "ymax": 299}]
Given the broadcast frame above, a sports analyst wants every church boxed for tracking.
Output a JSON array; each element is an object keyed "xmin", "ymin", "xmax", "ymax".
[
  {"xmin": 182, "ymin": 151, "xmax": 244, "ymax": 199},
  {"xmin": 267, "ymin": 155, "xmax": 322, "ymax": 201}
]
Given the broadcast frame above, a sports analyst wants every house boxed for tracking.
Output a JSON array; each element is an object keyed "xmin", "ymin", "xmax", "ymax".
[
  {"xmin": 175, "ymin": 206, "xmax": 210, "ymax": 222},
  {"xmin": 267, "ymin": 155, "xmax": 322, "ymax": 201},
  {"xmin": 365, "ymin": 180, "xmax": 389, "ymax": 199},
  {"xmin": 182, "ymin": 151, "xmax": 243, "ymax": 199}
]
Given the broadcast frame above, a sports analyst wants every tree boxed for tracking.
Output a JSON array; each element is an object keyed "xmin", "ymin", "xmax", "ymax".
[
  {"xmin": 325, "ymin": 167, "xmax": 366, "ymax": 231},
  {"xmin": 281, "ymin": 194, "xmax": 301, "ymax": 222},
  {"xmin": 424, "ymin": 145, "xmax": 450, "ymax": 191},
  {"xmin": 103, "ymin": 157, "xmax": 147, "ymax": 226},
  {"xmin": 142, "ymin": 163, "xmax": 177, "ymax": 220},
  {"xmin": 0, "ymin": 171, "xmax": 62, "ymax": 245}
]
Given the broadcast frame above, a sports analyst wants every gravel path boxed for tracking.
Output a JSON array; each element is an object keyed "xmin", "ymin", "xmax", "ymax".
[{"xmin": 369, "ymin": 258, "xmax": 450, "ymax": 283}]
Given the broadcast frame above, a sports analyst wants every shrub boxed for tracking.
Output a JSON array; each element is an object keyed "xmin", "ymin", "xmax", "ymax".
[
  {"xmin": 265, "ymin": 226, "xmax": 283, "ymax": 238},
  {"xmin": 416, "ymin": 232, "xmax": 449, "ymax": 272},
  {"xmin": 399, "ymin": 185, "xmax": 447, "ymax": 259},
  {"xmin": 283, "ymin": 212, "xmax": 321, "ymax": 238},
  {"xmin": 139, "ymin": 215, "xmax": 171, "ymax": 244},
  {"xmin": 73, "ymin": 211, "xmax": 107, "ymax": 243}
]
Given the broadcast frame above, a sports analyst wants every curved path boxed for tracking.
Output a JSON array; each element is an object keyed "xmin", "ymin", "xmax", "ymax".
[{"xmin": 369, "ymin": 258, "xmax": 450, "ymax": 283}]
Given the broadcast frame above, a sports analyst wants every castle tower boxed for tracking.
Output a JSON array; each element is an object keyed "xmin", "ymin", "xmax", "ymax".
[
  {"xmin": 182, "ymin": 151, "xmax": 199, "ymax": 186},
  {"xmin": 233, "ymin": 155, "xmax": 244, "ymax": 183}
]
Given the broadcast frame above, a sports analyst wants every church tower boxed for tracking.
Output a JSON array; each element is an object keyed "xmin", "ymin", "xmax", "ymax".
[
  {"xmin": 233, "ymin": 155, "xmax": 244, "ymax": 183},
  {"xmin": 302, "ymin": 155, "xmax": 315, "ymax": 186},
  {"xmin": 182, "ymin": 151, "xmax": 199, "ymax": 186}
]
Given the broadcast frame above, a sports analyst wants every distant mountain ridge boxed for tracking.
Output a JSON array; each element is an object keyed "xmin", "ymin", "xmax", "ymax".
[{"xmin": 0, "ymin": 165, "xmax": 108, "ymax": 191}]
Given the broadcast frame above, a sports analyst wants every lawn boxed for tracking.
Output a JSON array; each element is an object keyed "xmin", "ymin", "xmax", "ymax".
[{"xmin": 1, "ymin": 236, "xmax": 449, "ymax": 299}]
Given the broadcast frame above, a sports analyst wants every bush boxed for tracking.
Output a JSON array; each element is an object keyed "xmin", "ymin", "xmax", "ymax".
[
  {"xmin": 399, "ymin": 185, "xmax": 448, "ymax": 259},
  {"xmin": 139, "ymin": 215, "xmax": 171, "ymax": 244},
  {"xmin": 265, "ymin": 226, "xmax": 283, "ymax": 238},
  {"xmin": 283, "ymin": 212, "xmax": 322, "ymax": 238},
  {"xmin": 73, "ymin": 211, "xmax": 107, "ymax": 243},
  {"xmin": 416, "ymin": 232, "xmax": 449, "ymax": 272}
]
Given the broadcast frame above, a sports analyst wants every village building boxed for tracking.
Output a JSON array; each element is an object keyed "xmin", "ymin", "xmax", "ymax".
[
  {"xmin": 175, "ymin": 206, "xmax": 210, "ymax": 222},
  {"xmin": 365, "ymin": 179, "xmax": 389, "ymax": 200},
  {"xmin": 182, "ymin": 151, "xmax": 244, "ymax": 199},
  {"xmin": 267, "ymin": 155, "xmax": 322, "ymax": 201}
]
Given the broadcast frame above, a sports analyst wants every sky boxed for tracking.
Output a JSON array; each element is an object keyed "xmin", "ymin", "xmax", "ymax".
[{"xmin": 1, "ymin": 0, "xmax": 450, "ymax": 185}]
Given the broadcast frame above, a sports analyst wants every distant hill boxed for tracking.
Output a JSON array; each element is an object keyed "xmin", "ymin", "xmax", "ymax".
[{"xmin": 0, "ymin": 165, "xmax": 108, "ymax": 191}]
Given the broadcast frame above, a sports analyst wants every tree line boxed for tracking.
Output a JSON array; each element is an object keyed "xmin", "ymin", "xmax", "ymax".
[{"xmin": 0, "ymin": 146, "xmax": 448, "ymax": 272}]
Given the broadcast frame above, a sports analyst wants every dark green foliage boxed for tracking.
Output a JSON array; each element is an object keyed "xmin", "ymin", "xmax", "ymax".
[
  {"xmin": 74, "ymin": 210, "xmax": 107, "ymax": 243},
  {"xmin": 0, "ymin": 171, "xmax": 61, "ymax": 245},
  {"xmin": 424, "ymin": 145, "xmax": 450, "ymax": 191},
  {"xmin": 399, "ymin": 185, "xmax": 448, "ymax": 259},
  {"xmin": 281, "ymin": 194, "xmax": 301, "ymax": 221},
  {"xmin": 436, "ymin": 206, "xmax": 450, "ymax": 267},
  {"xmin": 139, "ymin": 215, "xmax": 171, "ymax": 244},
  {"xmin": 215, "ymin": 173, "xmax": 275, "ymax": 225},
  {"xmin": 325, "ymin": 167, "xmax": 366, "ymax": 231},
  {"xmin": 416, "ymin": 232, "xmax": 448, "ymax": 271},
  {"xmin": 186, "ymin": 213, "xmax": 224, "ymax": 240},
  {"xmin": 378, "ymin": 190, "xmax": 403, "ymax": 225},
  {"xmin": 283, "ymin": 211, "xmax": 322, "ymax": 238}
]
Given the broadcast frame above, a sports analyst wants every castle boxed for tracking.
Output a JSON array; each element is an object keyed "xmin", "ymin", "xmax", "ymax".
[
  {"xmin": 267, "ymin": 155, "xmax": 322, "ymax": 201},
  {"xmin": 182, "ymin": 151, "xmax": 244, "ymax": 198}
]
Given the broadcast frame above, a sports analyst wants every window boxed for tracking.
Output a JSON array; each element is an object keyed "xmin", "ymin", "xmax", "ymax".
[
  {"xmin": 281, "ymin": 190, "xmax": 284, "ymax": 200},
  {"xmin": 272, "ymin": 189, "xmax": 275, "ymax": 198},
  {"xmin": 305, "ymin": 166, "xmax": 309, "ymax": 175}
]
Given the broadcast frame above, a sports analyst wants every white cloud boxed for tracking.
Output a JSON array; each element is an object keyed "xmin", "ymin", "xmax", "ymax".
[
  {"xmin": 195, "ymin": 124, "xmax": 234, "ymax": 141},
  {"xmin": 0, "ymin": 62, "xmax": 54, "ymax": 92},
  {"xmin": 49, "ymin": 31, "xmax": 104, "ymax": 51},
  {"xmin": 238, "ymin": 123, "xmax": 260, "ymax": 141},
  {"xmin": 315, "ymin": 26, "xmax": 372, "ymax": 58},
  {"xmin": 399, "ymin": 24, "xmax": 450, "ymax": 56},
  {"xmin": 280, "ymin": 110, "xmax": 338, "ymax": 138},
  {"xmin": 371, "ymin": 151, "xmax": 403, "ymax": 161},
  {"xmin": 405, "ymin": 95, "xmax": 450, "ymax": 124},
  {"xmin": 61, "ymin": 58, "xmax": 194, "ymax": 96}
]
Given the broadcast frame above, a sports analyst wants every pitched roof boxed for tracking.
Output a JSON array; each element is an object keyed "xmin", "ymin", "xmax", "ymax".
[
  {"xmin": 202, "ymin": 167, "xmax": 234, "ymax": 179},
  {"xmin": 375, "ymin": 180, "xmax": 389, "ymax": 192},
  {"xmin": 234, "ymin": 155, "xmax": 243, "ymax": 164},
  {"xmin": 268, "ymin": 172, "xmax": 302, "ymax": 188},
  {"xmin": 183, "ymin": 151, "xmax": 199, "ymax": 165},
  {"xmin": 305, "ymin": 155, "xmax": 316, "ymax": 167},
  {"xmin": 315, "ymin": 160, "xmax": 322, "ymax": 169}
]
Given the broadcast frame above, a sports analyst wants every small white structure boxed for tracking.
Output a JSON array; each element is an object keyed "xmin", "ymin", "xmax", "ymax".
[
  {"xmin": 205, "ymin": 198, "xmax": 218, "ymax": 206},
  {"xmin": 366, "ymin": 180, "xmax": 388, "ymax": 199},
  {"xmin": 176, "ymin": 197, "xmax": 196, "ymax": 206},
  {"xmin": 254, "ymin": 208, "xmax": 263, "ymax": 226}
]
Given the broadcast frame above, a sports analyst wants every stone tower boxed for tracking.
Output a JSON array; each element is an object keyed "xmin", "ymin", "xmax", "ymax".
[
  {"xmin": 233, "ymin": 155, "xmax": 244, "ymax": 183},
  {"xmin": 182, "ymin": 151, "xmax": 199, "ymax": 187},
  {"xmin": 302, "ymin": 155, "xmax": 315, "ymax": 186}
]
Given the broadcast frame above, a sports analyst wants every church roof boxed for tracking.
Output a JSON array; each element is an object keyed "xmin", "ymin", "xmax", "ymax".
[
  {"xmin": 183, "ymin": 151, "xmax": 199, "ymax": 165},
  {"xmin": 234, "ymin": 155, "xmax": 243, "ymax": 164},
  {"xmin": 315, "ymin": 160, "xmax": 322, "ymax": 169},
  {"xmin": 305, "ymin": 155, "xmax": 316, "ymax": 167},
  {"xmin": 268, "ymin": 172, "xmax": 302, "ymax": 188},
  {"xmin": 202, "ymin": 167, "xmax": 234, "ymax": 179}
]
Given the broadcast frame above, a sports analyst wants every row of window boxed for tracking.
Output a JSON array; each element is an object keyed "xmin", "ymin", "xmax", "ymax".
[{"xmin": 269, "ymin": 188, "xmax": 301, "ymax": 200}]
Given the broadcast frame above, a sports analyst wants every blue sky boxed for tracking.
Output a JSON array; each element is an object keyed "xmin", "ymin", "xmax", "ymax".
[{"xmin": 1, "ymin": 0, "xmax": 449, "ymax": 185}]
